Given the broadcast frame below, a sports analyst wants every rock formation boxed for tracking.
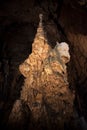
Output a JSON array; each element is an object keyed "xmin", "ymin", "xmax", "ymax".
[
  {"xmin": 0, "ymin": 1, "xmax": 87, "ymax": 129},
  {"xmin": 8, "ymin": 14, "xmax": 75, "ymax": 130}
]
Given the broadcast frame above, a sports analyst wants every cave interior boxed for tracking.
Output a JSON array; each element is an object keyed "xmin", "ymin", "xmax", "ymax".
[{"xmin": 0, "ymin": 0, "xmax": 87, "ymax": 130}]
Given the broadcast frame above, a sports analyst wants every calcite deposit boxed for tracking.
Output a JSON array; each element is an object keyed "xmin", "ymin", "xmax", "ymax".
[{"xmin": 8, "ymin": 14, "xmax": 75, "ymax": 130}]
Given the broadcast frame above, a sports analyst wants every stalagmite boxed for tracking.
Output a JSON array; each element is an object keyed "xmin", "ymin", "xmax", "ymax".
[{"xmin": 8, "ymin": 14, "xmax": 75, "ymax": 130}]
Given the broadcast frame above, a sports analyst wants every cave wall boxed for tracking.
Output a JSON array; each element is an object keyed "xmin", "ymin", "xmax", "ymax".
[
  {"xmin": 59, "ymin": 1, "xmax": 87, "ymax": 119},
  {"xmin": 0, "ymin": 0, "xmax": 87, "ymax": 128}
]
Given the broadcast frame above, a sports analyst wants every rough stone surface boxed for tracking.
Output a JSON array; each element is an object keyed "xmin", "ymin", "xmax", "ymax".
[
  {"xmin": 0, "ymin": 0, "xmax": 87, "ymax": 129},
  {"xmin": 8, "ymin": 15, "xmax": 75, "ymax": 130}
]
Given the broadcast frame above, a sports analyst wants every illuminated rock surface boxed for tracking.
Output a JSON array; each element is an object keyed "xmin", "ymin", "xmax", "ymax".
[
  {"xmin": 0, "ymin": 1, "xmax": 87, "ymax": 130},
  {"xmin": 8, "ymin": 14, "xmax": 75, "ymax": 130}
]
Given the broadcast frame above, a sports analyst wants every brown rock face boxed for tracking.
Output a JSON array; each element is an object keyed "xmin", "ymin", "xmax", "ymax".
[
  {"xmin": 1, "ymin": 0, "xmax": 87, "ymax": 130},
  {"xmin": 59, "ymin": 1, "xmax": 87, "ymax": 120},
  {"xmin": 8, "ymin": 15, "xmax": 75, "ymax": 130}
]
